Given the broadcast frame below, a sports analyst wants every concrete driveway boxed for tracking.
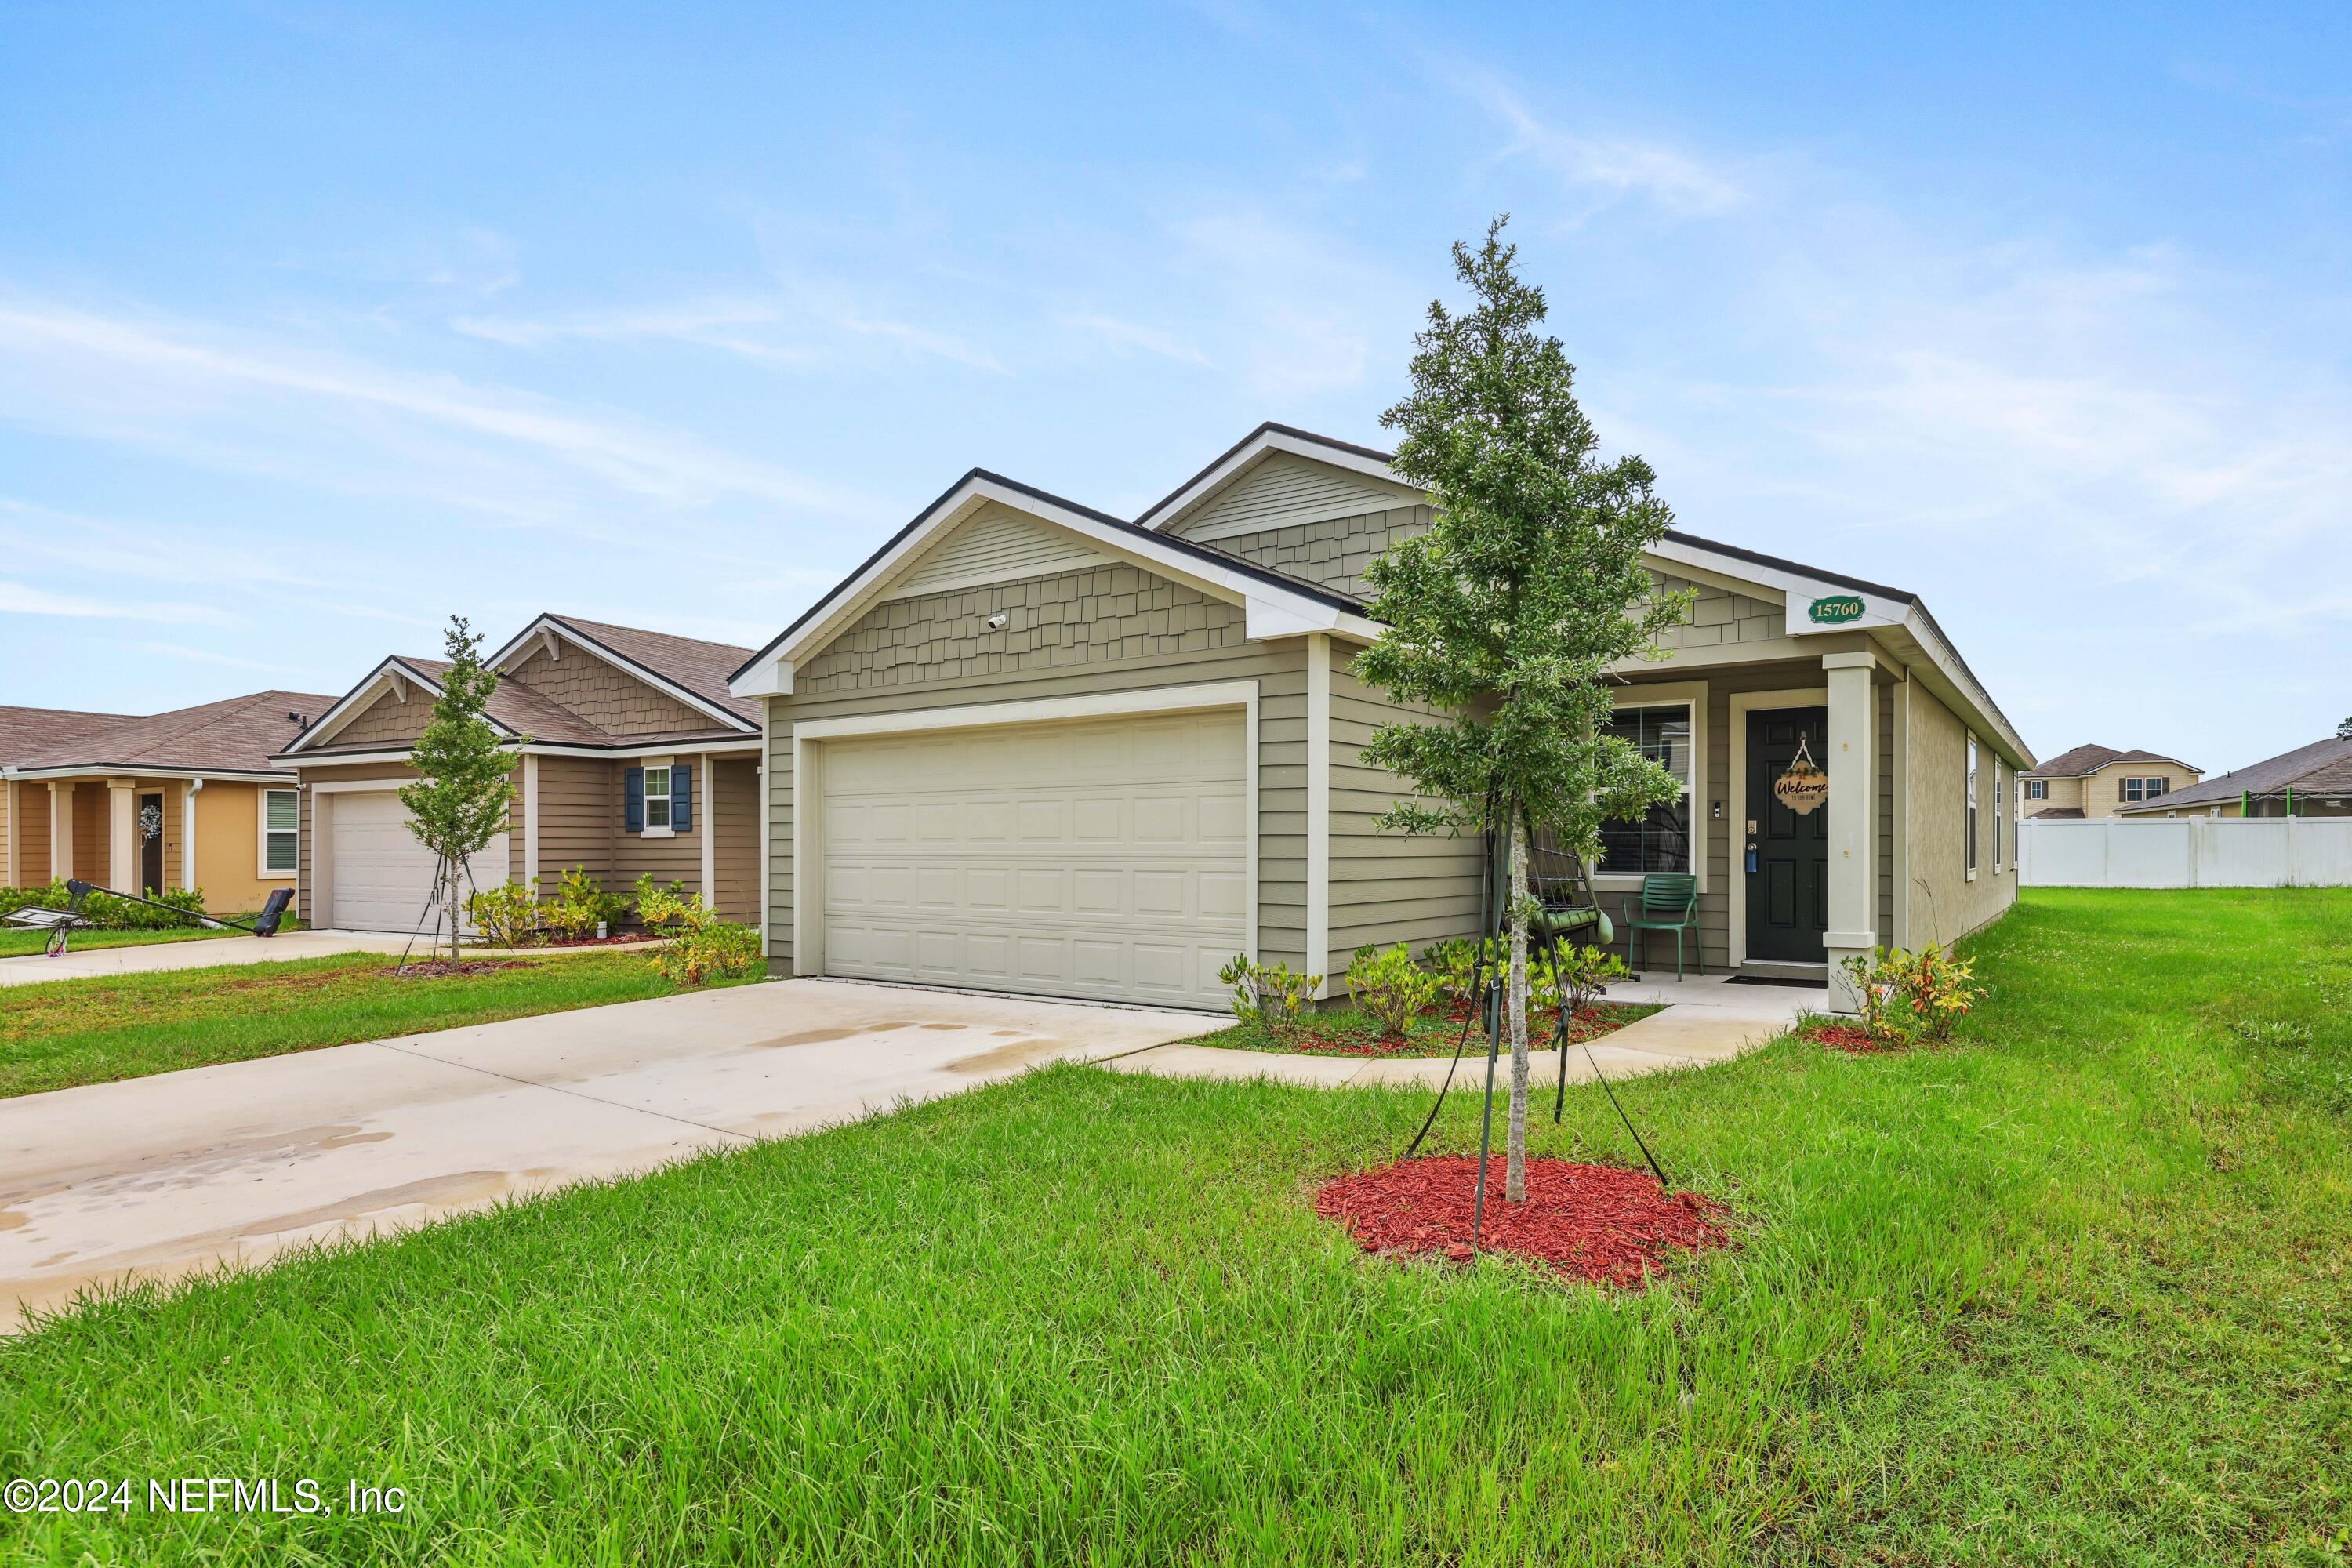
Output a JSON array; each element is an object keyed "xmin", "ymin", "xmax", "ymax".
[
  {"xmin": 0, "ymin": 979, "xmax": 1210, "ymax": 1330},
  {"xmin": 0, "ymin": 929, "xmax": 413, "ymax": 987}
]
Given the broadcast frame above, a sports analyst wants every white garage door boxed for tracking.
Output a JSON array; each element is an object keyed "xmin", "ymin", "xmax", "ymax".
[
  {"xmin": 329, "ymin": 790, "xmax": 510, "ymax": 935},
  {"xmin": 820, "ymin": 710, "xmax": 1247, "ymax": 1008}
]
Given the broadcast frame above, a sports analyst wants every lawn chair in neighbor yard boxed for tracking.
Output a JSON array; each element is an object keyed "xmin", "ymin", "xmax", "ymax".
[
  {"xmin": 1621, "ymin": 873, "xmax": 1701, "ymax": 981},
  {"xmin": 3, "ymin": 884, "xmax": 94, "ymax": 957}
]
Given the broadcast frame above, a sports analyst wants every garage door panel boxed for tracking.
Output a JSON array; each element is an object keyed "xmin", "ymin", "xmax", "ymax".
[
  {"xmin": 329, "ymin": 790, "xmax": 506, "ymax": 935},
  {"xmin": 821, "ymin": 709, "xmax": 1245, "ymax": 1008}
]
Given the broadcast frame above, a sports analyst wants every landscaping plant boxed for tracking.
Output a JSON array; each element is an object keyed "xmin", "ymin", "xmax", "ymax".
[
  {"xmin": 461, "ymin": 882, "xmax": 541, "ymax": 949},
  {"xmin": 0, "ymin": 880, "xmax": 208, "ymax": 931},
  {"xmin": 648, "ymin": 920, "xmax": 762, "ymax": 988},
  {"xmin": 1217, "ymin": 955, "xmax": 1320, "ymax": 1035},
  {"xmin": 1555, "ymin": 942, "xmax": 1631, "ymax": 1017},
  {"xmin": 541, "ymin": 866, "xmax": 630, "ymax": 941},
  {"xmin": 1344, "ymin": 943, "xmax": 1437, "ymax": 1038},
  {"xmin": 1354, "ymin": 216, "xmax": 1690, "ymax": 1203},
  {"xmin": 1839, "ymin": 942, "xmax": 1984, "ymax": 1045},
  {"xmin": 1418, "ymin": 938, "xmax": 1484, "ymax": 1015},
  {"xmin": 397, "ymin": 616, "xmax": 522, "ymax": 963}
]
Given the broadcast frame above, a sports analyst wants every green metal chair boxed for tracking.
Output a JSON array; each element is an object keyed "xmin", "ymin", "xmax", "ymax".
[{"xmin": 1621, "ymin": 873, "xmax": 1701, "ymax": 981}]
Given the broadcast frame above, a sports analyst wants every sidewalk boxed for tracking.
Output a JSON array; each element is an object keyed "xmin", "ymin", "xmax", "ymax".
[{"xmin": 1098, "ymin": 972, "xmax": 1821, "ymax": 1090}]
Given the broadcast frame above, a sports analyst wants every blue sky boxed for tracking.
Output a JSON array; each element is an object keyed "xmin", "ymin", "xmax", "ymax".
[{"xmin": 2, "ymin": 2, "xmax": 2345, "ymax": 770}]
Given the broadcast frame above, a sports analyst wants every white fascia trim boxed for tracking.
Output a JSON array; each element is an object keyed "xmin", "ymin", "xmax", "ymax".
[
  {"xmin": 729, "ymin": 475, "xmax": 1367, "ymax": 697},
  {"xmin": 488, "ymin": 615, "xmax": 756, "ymax": 735},
  {"xmin": 1645, "ymin": 537, "xmax": 1904, "ymax": 633},
  {"xmin": 277, "ymin": 738, "xmax": 757, "ymax": 770},
  {"xmin": 1, "ymin": 764, "xmax": 285, "ymax": 784},
  {"xmin": 792, "ymin": 679, "xmax": 1261, "ymax": 742},
  {"xmin": 1140, "ymin": 428, "xmax": 1414, "ymax": 533},
  {"xmin": 1889, "ymin": 608, "xmax": 2033, "ymax": 772}
]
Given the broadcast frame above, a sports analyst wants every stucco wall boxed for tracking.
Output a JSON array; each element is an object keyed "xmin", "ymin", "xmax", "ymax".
[
  {"xmin": 1906, "ymin": 681, "xmax": 2017, "ymax": 949},
  {"xmin": 187, "ymin": 780, "xmax": 298, "ymax": 913},
  {"xmin": 764, "ymin": 559, "xmax": 1310, "ymax": 977}
]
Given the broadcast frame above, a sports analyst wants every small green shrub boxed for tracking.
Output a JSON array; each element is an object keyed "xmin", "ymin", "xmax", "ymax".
[
  {"xmin": 541, "ymin": 866, "xmax": 630, "ymax": 941},
  {"xmin": 650, "ymin": 920, "xmax": 761, "ymax": 986},
  {"xmin": 1552, "ymin": 942, "xmax": 1630, "ymax": 1015},
  {"xmin": 463, "ymin": 881, "xmax": 542, "ymax": 948},
  {"xmin": 1419, "ymin": 938, "xmax": 1484, "ymax": 1012},
  {"xmin": 631, "ymin": 875, "xmax": 703, "ymax": 931},
  {"xmin": 1345, "ymin": 943, "xmax": 1436, "ymax": 1036},
  {"xmin": 1218, "ymin": 955, "xmax": 1321, "ymax": 1035},
  {"xmin": 1842, "ymin": 942, "xmax": 1983, "ymax": 1045},
  {"xmin": 0, "ymin": 880, "xmax": 209, "ymax": 931}
]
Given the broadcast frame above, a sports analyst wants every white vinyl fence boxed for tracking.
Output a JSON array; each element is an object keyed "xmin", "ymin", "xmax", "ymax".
[{"xmin": 2018, "ymin": 816, "xmax": 2352, "ymax": 888}]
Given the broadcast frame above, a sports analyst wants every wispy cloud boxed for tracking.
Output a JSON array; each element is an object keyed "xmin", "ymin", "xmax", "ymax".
[
  {"xmin": 454, "ymin": 281, "xmax": 1004, "ymax": 374},
  {"xmin": 1060, "ymin": 313, "xmax": 1213, "ymax": 366},
  {"xmin": 0, "ymin": 579, "xmax": 234, "ymax": 626},
  {"xmin": 1445, "ymin": 69, "xmax": 1746, "ymax": 217}
]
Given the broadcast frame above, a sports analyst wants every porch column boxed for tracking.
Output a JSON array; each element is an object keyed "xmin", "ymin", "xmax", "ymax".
[
  {"xmin": 2, "ymin": 780, "xmax": 13, "ymax": 886},
  {"xmin": 182, "ymin": 780, "xmax": 202, "ymax": 892},
  {"xmin": 1822, "ymin": 652, "xmax": 1878, "ymax": 1013},
  {"xmin": 699, "ymin": 752, "xmax": 717, "ymax": 906},
  {"xmin": 49, "ymin": 781, "xmax": 72, "ymax": 881},
  {"xmin": 108, "ymin": 779, "xmax": 137, "ymax": 892}
]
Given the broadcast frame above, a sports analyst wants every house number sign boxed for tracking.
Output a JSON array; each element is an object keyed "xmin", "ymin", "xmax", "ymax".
[
  {"xmin": 1773, "ymin": 733, "xmax": 1828, "ymax": 816},
  {"xmin": 1809, "ymin": 594, "xmax": 1865, "ymax": 625}
]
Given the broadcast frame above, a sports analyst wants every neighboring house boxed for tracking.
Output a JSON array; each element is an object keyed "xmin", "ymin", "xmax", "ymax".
[
  {"xmin": 274, "ymin": 615, "xmax": 763, "ymax": 934},
  {"xmin": 2114, "ymin": 732, "xmax": 2352, "ymax": 818},
  {"xmin": 727, "ymin": 423, "xmax": 2034, "ymax": 1014},
  {"xmin": 2016, "ymin": 744, "xmax": 2202, "ymax": 821},
  {"xmin": 1, "ymin": 692, "xmax": 334, "ymax": 913}
]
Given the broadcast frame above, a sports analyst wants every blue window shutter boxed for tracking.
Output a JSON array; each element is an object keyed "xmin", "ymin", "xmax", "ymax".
[
  {"xmin": 623, "ymin": 768, "xmax": 644, "ymax": 833},
  {"xmin": 673, "ymin": 764, "xmax": 693, "ymax": 832}
]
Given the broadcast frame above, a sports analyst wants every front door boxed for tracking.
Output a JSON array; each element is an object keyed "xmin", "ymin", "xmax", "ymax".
[
  {"xmin": 1745, "ymin": 709, "xmax": 1829, "ymax": 964},
  {"xmin": 138, "ymin": 790, "xmax": 165, "ymax": 896}
]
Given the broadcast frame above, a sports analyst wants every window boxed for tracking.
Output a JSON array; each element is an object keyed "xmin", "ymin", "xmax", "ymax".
[
  {"xmin": 1598, "ymin": 703, "xmax": 1693, "ymax": 873},
  {"xmin": 2024, "ymin": 778, "xmax": 2047, "ymax": 800},
  {"xmin": 2120, "ymin": 775, "xmax": 2169, "ymax": 804},
  {"xmin": 262, "ymin": 789, "xmax": 298, "ymax": 876},
  {"xmin": 643, "ymin": 766, "xmax": 673, "ymax": 831},
  {"xmin": 1965, "ymin": 735, "xmax": 1980, "ymax": 878}
]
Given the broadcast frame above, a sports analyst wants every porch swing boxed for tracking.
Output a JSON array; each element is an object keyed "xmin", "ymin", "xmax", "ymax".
[{"xmin": 1526, "ymin": 825, "xmax": 1614, "ymax": 949}]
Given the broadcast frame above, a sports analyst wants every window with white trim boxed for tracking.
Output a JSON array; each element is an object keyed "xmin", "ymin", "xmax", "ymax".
[
  {"xmin": 1598, "ymin": 702, "xmax": 1693, "ymax": 874},
  {"xmin": 644, "ymin": 766, "xmax": 673, "ymax": 831},
  {"xmin": 2119, "ymin": 775, "xmax": 2169, "ymax": 804},
  {"xmin": 262, "ymin": 789, "xmax": 298, "ymax": 875},
  {"xmin": 1965, "ymin": 735, "xmax": 1980, "ymax": 879},
  {"xmin": 2024, "ymin": 778, "xmax": 2048, "ymax": 800}
]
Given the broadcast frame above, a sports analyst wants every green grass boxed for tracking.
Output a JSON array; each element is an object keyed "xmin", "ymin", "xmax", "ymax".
[
  {"xmin": 1, "ymin": 889, "xmax": 2347, "ymax": 1564},
  {"xmin": 0, "ymin": 911, "xmax": 308, "ymax": 959},
  {"xmin": 1190, "ymin": 999, "xmax": 1660, "ymax": 1057},
  {"xmin": 0, "ymin": 951, "xmax": 752, "ymax": 1099}
]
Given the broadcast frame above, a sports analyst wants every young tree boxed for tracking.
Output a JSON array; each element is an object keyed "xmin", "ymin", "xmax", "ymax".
[
  {"xmin": 398, "ymin": 616, "xmax": 521, "ymax": 963},
  {"xmin": 1356, "ymin": 217, "xmax": 1690, "ymax": 1204}
]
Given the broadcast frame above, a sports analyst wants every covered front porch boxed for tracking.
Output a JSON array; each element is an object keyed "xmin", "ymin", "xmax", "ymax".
[{"xmin": 2, "ymin": 772, "xmax": 292, "ymax": 910}]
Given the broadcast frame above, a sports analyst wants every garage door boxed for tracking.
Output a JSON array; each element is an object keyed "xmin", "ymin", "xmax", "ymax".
[
  {"xmin": 329, "ymin": 790, "xmax": 510, "ymax": 935},
  {"xmin": 820, "ymin": 710, "xmax": 1247, "ymax": 1008}
]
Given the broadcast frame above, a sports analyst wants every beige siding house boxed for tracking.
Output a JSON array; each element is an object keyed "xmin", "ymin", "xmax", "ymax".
[
  {"xmin": 731, "ymin": 425, "xmax": 2033, "ymax": 1014},
  {"xmin": 2018, "ymin": 743, "xmax": 2201, "ymax": 820},
  {"xmin": 2, "ymin": 693, "xmax": 335, "ymax": 913},
  {"xmin": 275, "ymin": 615, "xmax": 763, "ymax": 934}
]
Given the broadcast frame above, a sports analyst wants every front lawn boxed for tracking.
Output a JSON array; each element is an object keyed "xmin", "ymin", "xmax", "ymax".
[
  {"xmin": 0, "ymin": 920, "xmax": 287, "ymax": 960},
  {"xmin": 0, "ymin": 951, "xmax": 754, "ymax": 1099},
  {"xmin": 1191, "ymin": 998, "xmax": 1659, "ymax": 1057},
  {"xmin": 2, "ymin": 889, "xmax": 2347, "ymax": 1564}
]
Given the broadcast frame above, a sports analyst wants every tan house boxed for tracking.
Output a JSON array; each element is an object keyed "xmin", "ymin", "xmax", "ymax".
[
  {"xmin": 2017, "ymin": 744, "xmax": 2202, "ymax": 821},
  {"xmin": 728, "ymin": 423, "xmax": 2034, "ymax": 1014},
  {"xmin": 2115, "ymin": 733, "xmax": 2352, "ymax": 818},
  {"xmin": 2, "ymin": 691, "xmax": 334, "ymax": 913},
  {"xmin": 275, "ymin": 615, "xmax": 763, "ymax": 934}
]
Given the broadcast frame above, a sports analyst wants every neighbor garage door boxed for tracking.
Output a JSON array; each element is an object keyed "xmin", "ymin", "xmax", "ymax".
[
  {"xmin": 819, "ymin": 710, "xmax": 1247, "ymax": 1008},
  {"xmin": 328, "ymin": 789, "xmax": 509, "ymax": 934}
]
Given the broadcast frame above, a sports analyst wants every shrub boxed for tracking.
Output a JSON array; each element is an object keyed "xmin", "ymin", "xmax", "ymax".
[
  {"xmin": 0, "ymin": 880, "xmax": 208, "ymax": 931},
  {"xmin": 631, "ymin": 875, "xmax": 703, "ymax": 932},
  {"xmin": 1552, "ymin": 943, "xmax": 1630, "ymax": 1016},
  {"xmin": 649, "ymin": 920, "xmax": 762, "ymax": 987},
  {"xmin": 541, "ymin": 866, "xmax": 630, "ymax": 941},
  {"xmin": 1419, "ymin": 938, "xmax": 1484, "ymax": 1013},
  {"xmin": 1346, "ymin": 943, "xmax": 1437, "ymax": 1037},
  {"xmin": 1841, "ymin": 942, "xmax": 1983, "ymax": 1045},
  {"xmin": 1217, "ymin": 955, "xmax": 1321, "ymax": 1035},
  {"xmin": 463, "ymin": 881, "xmax": 541, "ymax": 949}
]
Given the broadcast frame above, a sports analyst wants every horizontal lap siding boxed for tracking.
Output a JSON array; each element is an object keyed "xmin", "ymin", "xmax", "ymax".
[
  {"xmin": 765, "ymin": 559, "xmax": 1305, "ymax": 975},
  {"xmin": 535, "ymin": 756, "xmax": 614, "ymax": 891},
  {"xmin": 1327, "ymin": 655, "xmax": 1482, "ymax": 971},
  {"xmin": 715, "ymin": 758, "xmax": 760, "ymax": 923},
  {"xmin": 11, "ymin": 785, "xmax": 49, "ymax": 884}
]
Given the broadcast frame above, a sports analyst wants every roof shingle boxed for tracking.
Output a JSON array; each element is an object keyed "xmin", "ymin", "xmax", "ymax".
[{"xmin": 5, "ymin": 691, "xmax": 337, "ymax": 775}]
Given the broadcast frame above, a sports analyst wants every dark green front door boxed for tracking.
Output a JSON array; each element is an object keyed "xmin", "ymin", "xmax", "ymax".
[{"xmin": 1746, "ymin": 708, "xmax": 1829, "ymax": 964}]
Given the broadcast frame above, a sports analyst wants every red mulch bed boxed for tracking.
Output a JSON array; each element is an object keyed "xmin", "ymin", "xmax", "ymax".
[
  {"xmin": 1294, "ymin": 1005, "xmax": 1635, "ymax": 1060},
  {"xmin": 381, "ymin": 960, "xmax": 535, "ymax": 978},
  {"xmin": 1314, "ymin": 1156, "xmax": 1729, "ymax": 1287},
  {"xmin": 1808, "ymin": 1022, "xmax": 1904, "ymax": 1054}
]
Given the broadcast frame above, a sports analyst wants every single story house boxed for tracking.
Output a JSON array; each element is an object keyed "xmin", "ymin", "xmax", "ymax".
[
  {"xmin": 2115, "ymin": 732, "xmax": 2352, "ymax": 818},
  {"xmin": 2019, "ymin": 743, "xmax": 2201, "ymax": 820},
  {"xmin": 274, "ymin": 615, "xmax": 764, "ymax": 934},
  {"xmin": 728, "ymin": 423, "xmax": 2034, "ymax": 1014},
  {"xmin": 2, "ymin": 691, "xmax": 334, "ymax": 912}
]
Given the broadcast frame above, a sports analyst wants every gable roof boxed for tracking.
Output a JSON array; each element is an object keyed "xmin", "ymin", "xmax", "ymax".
[
  {"xmin": 2026, "ymin": 743, "xmax": 2200, "ymax": 779},
  {"xmin": 2, "ymin": 691, "xmax": 338, "ymax": 779},
  {"xmin": 726, "ymin": 466, "xmax": 1379, "ymax": 694},
  {"xmin": 491, "ymin": 613, "xmax": 760, "ymax": 731},
  {"xmin": 2118, "ymin": 733, "xmax": 2352, "ymax": 811}
]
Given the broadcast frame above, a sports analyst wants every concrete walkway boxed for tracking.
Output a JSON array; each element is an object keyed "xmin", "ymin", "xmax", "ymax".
[
  {"xmin": 0, "ymin": 979, "xmax": 1207, "ymax": 1329},
  {"xmin": 1101, "ymin": 972, "xmax": 1821, "ymax": 1090},
  {"xmin": 0, "ymin": 929, "xmax": 413, "ymax": 987}
]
